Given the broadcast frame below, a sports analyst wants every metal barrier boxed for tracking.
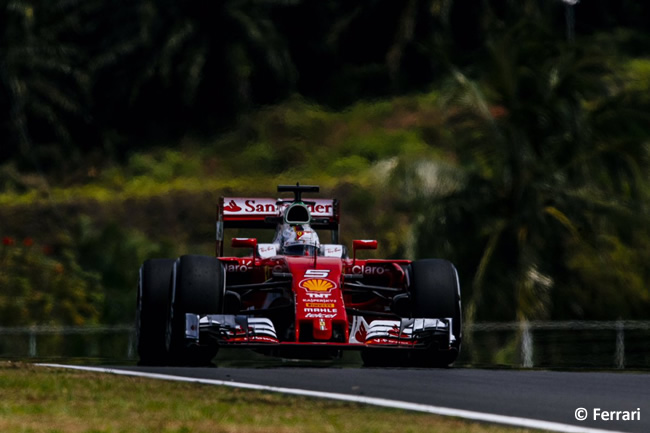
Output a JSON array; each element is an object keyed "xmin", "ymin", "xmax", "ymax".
[
  {"xmin": 0, "ymin": 325, "xmax": 135, "ymax": 360},
  {"xmin": 462, "ymin": 321, "xmax": 650, "ymax": 369},
  {"xmin": 1, "ymin": 321, "xmax": 649, "ymax": 368}
]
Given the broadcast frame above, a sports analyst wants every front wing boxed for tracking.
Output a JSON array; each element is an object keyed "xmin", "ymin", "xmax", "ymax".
[{"xmin": 185, "ymin": 314, "xmax": 456, "ymax": 349}]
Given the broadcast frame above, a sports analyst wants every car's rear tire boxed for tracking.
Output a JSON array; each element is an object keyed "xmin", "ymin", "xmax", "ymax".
[
  {"xmin": 169, "ymin": 255, "xmax": 225, "ymax": 365},
  {"xmin": 136, "ymin": 258, "xmax": 174, "ymax": 366},
  {"xmin": 409, "ymin": 258, "xmax": 462, "ymax": 367}
]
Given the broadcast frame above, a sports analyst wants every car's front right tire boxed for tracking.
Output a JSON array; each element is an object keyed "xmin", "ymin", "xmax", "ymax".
[{"xmin": 408, "ymin": 258, "xmax": 462, "ymax": 367}]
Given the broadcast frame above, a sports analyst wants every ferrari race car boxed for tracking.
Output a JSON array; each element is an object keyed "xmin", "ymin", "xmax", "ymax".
[{"xmin": 136, "ymin": 184, "xmax": 462, "ymax": 367}]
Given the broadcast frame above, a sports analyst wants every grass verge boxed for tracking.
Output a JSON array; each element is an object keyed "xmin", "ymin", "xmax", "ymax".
[{"xmin": 0, "ymin": 362, "xmax": 553, "ymax": 433}]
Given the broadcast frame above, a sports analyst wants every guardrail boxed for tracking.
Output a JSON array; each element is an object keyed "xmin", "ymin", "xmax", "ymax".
[
  {"xmin": 463, "ymin": 320, "xmax": 650, "ymax": 369},
  {"xmin": 1, "ymin": 321, "xmax": 649, "ymax": 368},
  {"xmin": 0, "ymin": 325, "xmax": 135, "ymax": 360}
]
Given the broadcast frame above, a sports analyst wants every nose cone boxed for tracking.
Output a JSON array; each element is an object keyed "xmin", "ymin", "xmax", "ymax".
[{"xmin": 312, "ymin": 318, "xmax": 333, "ymax": 340}]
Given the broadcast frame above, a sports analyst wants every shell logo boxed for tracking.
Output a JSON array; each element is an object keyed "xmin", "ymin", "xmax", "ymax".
[{"xmin": 300, "ymin": 278, "xmax": 335, "ymax": 292}]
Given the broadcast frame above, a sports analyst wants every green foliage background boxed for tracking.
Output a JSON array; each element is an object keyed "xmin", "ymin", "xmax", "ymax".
[{"xmin": 0, "ymin": 0, "xmax": 649, "ymax": 327}]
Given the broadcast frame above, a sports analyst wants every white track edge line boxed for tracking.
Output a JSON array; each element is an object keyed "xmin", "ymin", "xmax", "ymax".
[{"xmin": 37, "ymin": 364, "xmax": 630, "ymax": 433}]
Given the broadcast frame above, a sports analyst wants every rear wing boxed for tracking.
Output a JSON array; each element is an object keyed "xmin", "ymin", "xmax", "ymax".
[{"xmin": 216, "ymin": 196, "xmax": 340, "ymax": 256}]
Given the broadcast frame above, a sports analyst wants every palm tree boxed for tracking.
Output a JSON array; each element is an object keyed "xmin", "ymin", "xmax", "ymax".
[
  {"xmin": 89, "ymin": 0, "xmax": 297, "ymax": 148},
  {"xmin": 0, "ymin": 0, "xmax": 90, "ymax": 167},
  {"xmin": 408, "ymin": 12, "xmax": 650, "ymax": 325}
]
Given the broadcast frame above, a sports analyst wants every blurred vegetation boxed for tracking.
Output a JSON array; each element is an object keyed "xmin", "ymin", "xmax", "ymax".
[
  {"xmin": 0, "ymin": 235, "xmax": 102, "ymax": 326},
  {"xmin": 0, "ymin": 0, "xmax": 649, "ymax": 327}
]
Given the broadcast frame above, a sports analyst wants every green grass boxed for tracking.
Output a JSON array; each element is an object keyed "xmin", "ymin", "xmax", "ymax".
[{"xmin": 0, "ymin": 362, "xmax": 552, "ymax": 433}]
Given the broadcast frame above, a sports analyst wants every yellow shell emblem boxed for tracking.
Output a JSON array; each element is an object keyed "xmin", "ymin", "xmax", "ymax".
[{"xmin": 300, "ymin": 278, "xmax": 335, "ymax": 291}]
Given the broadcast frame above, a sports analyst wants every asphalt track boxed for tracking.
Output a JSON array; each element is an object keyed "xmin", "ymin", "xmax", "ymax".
[{"xmin": 45, "ymin": 363, "xmax": 649, "ymax": 433}]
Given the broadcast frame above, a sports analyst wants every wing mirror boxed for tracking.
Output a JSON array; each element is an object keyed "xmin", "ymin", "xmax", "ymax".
[
  {"xmin": 231, "ymin": 238, "xmax": 258, "ymax": 249},
  {"xmin": 352, "ymin": 239, "xmax": 377, "ymax": 264}
]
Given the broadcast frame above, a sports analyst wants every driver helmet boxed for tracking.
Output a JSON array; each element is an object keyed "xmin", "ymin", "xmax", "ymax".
[{"xmin": 281, "ymin": 225, "xmax": 320, "ymax": 256}]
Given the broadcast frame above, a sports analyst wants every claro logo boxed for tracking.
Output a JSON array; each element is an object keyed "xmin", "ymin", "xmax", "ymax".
[
  {"xmin": 351, "ymin": 265, "xmax": 386, "ymax": 275},
  {"xmin": 225, "ymin": 259, "xmax": 253, "ymax": 272}
]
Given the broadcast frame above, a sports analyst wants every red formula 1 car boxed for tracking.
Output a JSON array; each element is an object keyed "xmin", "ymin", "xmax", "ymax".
[{"xmin": 136, "ymin": 184, "xmax": 462, "ymax": 367}]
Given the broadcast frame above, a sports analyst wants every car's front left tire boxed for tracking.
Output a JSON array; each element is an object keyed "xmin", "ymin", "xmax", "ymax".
[
  {"xmin": 169, "ymin": 255, "xmax": 225, "ymax": 365},
  {"xmin": 136, "ymin": 258, "xmax": 175, "ymax": 366}
]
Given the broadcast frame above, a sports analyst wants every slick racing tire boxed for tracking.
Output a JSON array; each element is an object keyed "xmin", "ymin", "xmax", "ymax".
[
  {"xmin": 136, "ymin": 258, "xmax": 175, "ymax": 366},
  {"xmin": 409, "ymin": 258, "xmax": 462, "ymax": 367},
  {"xmin": 169, "ymin": 255, "xmax": 225, "ymax": 365}
]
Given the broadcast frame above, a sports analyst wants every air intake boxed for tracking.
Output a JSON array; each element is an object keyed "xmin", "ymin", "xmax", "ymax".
[{"xmin": 285, "ymin": 203, "xmax": 310, "ymax": 225}]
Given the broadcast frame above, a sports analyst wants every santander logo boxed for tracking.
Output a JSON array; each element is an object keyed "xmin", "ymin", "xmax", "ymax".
[
  {"xmin": 223, "ymin": 200, "xmax": 242, "ymax": 212},
  {"xmin": 222, "ymin": 198, "xmax": 334, "ymax": 217}
]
